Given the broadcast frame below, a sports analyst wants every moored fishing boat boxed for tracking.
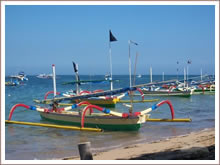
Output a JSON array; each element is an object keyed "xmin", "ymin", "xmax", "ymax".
[
  {"xmin": 38, "ymin": 110, "xmax": 143, "ymax": 131},
  {"xmin": 192, "ymin": 84, "xmax": 215, "ymax": 95},
  {"xmin": 35, "ymin": 64, "xmax": 158, "ymax": 108},
  {"xmin": 10, "ymin": 71, "xmax": 28, "ymax": 81},
  {"xmin": 36, "ymin": 73, "xmax": 53, "ymax": 79},
  {"xmin": 7, "ymin": 96, "xmax": 190, "ymax": 131},
  {"xmin": 6, "ymin": 69, "xmax": 191, "ymax": 132},
  {"xmin": 141, "ymin": 89, "xmax": 191, "ymax": 97},
  {"xmin": 141, "ymin": 84, "xmax": 192, "ymax": 97},
  {"xmin": 5, "ymin": 80, "xmax": 20, "ymax": 86}
]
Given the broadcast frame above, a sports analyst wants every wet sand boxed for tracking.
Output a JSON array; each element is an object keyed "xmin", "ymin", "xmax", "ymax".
[{"xmin": 63, "ymin": 128, "xmax": 215, "ymax": 160}]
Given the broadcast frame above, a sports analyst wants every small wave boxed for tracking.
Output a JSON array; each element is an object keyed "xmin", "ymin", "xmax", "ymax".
[{"xmin": 91, "ymin": 144, "xmax": 123, "ymax": 153}]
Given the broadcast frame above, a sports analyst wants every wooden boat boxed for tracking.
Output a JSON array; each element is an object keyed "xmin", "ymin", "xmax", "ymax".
[
  {"xmin": 7, "ymin": 86, "xmax": 191, "ymax": 132},
  {"xmin": 5, "ymin": 77, "xmax": 21, "ymax": 86},
  {"xmin": 7, "ymin": 98, "xmax": 178, "ymax": 131},
  {"xmin": 36, "ymin": 73, "xmax": 53, "ymax": 79},
  {"xmin": 192, "ymin": 84, "xmax": 215, "ymax": 95},
  {"xmin": 141, "ymin": 87, "xmax": 192, "ymax": 97},
  {"xmin": 34, "ymin": 87, "xmax": 158, "ymax": 108},
  {"xmin": 39, "ymin": 111, "xmax": 144, "ymax": 131},
  {"xmin": 10, "ymin": 71, "xmax": 28, "ymax": 81},
  {"xmin": 5, "ymin": 81, "xmax": 19, "ymax": 86}
]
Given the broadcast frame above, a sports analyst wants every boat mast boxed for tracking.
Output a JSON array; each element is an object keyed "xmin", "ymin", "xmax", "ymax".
[
  {"xmin": 186, "ymin": 60, "xmax": 191, "ymax": 89},
  {"xmin": 109, "ymin": 42, "xmax": 113, "ymax": 90},
  {"xmin": 52, "ymin": 64, "xmax": 57, "ymax": 97},
  {"xmin": 128, "ymin": 40, "xmax": 132, "ymax": 87},
  {"xmin": 200, "ymin": 68, "xmax": 203, "ymax": 81},
  {"xmin": 162, "ymin": 72, "xmax": 164, "ymax": 81},
  {"xmin": 128, "ymin": 40, "xmax": 138, "ymax": 87},
  {"xmin": 133, "ymin": 52, "xmax": 139, "ymax": 86},
  {"xmin": 128, "ymin": 40, "xmax": 138, "ymax": 114},
  {"xmin": 177, "ymin": 61, "xmax": 179, "ymax": 80},
  {"xmin": 184, "ymin": 67, "xmax": 186, "ymax": 88},
  {"xmin": 150, "ymin": 66, "xmax": 152, "ymax": 83}
]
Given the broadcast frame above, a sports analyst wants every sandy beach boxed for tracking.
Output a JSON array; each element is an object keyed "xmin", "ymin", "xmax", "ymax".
[{"xmin": 64, "ymin": 128, "xmax": 215, "ymax": 160}]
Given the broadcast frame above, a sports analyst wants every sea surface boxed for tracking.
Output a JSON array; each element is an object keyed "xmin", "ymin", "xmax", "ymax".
[{"xmin": 5, "ymin": 75, "xmax": 215, "ymax": 160}]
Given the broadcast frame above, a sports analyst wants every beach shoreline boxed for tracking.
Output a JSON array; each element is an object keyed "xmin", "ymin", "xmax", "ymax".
[{"xmin": 63, "ymin": 128, "xmax": 215, "ymax": 160}]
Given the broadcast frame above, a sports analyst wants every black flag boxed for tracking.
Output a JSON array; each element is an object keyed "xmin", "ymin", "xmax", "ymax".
[
  {"xmin": 72, "ymin": 61, "xmax": 80, "ymax": 85},
  {"xmin": 72, "ymin": 61, "xmax": 78, "ymax": 73},
  {"xmin": 109, "ymin": 30, "xmax": 117, "ymax": 42}
]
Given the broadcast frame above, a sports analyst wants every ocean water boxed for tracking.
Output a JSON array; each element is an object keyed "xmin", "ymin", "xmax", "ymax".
[{"xmin": 5, "ymin": 75, "xmax": 215, "ymax": 160}]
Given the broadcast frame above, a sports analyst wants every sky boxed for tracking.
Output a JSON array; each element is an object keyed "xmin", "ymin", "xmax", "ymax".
[{"xmin": 5, "ymin": 4, "xmax": 215, "ymax": 75}]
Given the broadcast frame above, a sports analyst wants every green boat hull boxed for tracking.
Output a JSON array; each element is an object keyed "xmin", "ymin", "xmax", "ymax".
[
  {"xmin": 39, "ymin": 112, "xmax": 141, "ymax": 131},
  {"xmin": 142, "ymin": 90, "xmax": 191, "ymax": 97}
]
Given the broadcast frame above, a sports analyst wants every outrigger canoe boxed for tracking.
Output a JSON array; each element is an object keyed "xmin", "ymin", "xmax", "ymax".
[
  {"xmin": 141, "ymin": 89, "xmax": 192, "ymax": 97},
  {"xmin": 34, "ymin": 88, "xmax": 159, "ymax": 108},
  {"xmin": 7, "ymin": 100, "xmax": 176, "ymax": 131},
  {"xmin": 7, "ymin": 87, "xmax": 191, "ymax": 131}
]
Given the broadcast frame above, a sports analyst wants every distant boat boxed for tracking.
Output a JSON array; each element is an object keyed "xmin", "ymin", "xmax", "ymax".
[
  {"xmin": 9, "ymin": 71, "xmax": 28, "ymax": 81},
  {"xmin": 141, "ymin": 85, "xmax": 192, "ymax": 97},
  {"xmin": 137, "ymin": 74, "xmax": 142, "ymax": 78},
  {"xmin": 36, "ymin": 73, "xmax": 53, "ymax": 79},
  {"xmin": 5, "ymin": 79, "xmax": 20, "ymax": 86},
  {"xmin": 104, "ymin": 74, "xmax": 111, "ymax": 81}
]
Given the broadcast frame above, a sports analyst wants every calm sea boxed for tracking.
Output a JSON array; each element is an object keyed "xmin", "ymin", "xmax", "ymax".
[{"xmin": 5, "ymin": 75, "xmax": 215, "ymax": 160}]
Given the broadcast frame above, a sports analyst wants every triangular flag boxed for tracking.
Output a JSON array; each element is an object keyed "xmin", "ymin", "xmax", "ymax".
[{"xmin": 109, "ymin": 30, "xmax": 117, "ymax": 42}]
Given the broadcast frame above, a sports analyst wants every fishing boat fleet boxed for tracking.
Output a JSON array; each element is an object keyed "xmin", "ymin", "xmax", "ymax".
[
  {"xmin": 5, "ymin": 31, "xmax": 215, "ymax": 132},
  {"xmin": 5, "ymin": 63, "xmax": 215, "ymax": 132}
]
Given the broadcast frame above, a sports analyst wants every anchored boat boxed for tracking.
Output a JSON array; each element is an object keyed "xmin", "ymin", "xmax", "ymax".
[
  {"xmin": 141, "ymin": 89, "xmax": 192, "ymax": 97},
  {"xmin": 9, "ymin": 71, "xmax": 28, "ymax": 81},
  {"xmin": 6, "ymin": 64, "xmax": 191, "ymax": 132},
  {"xmin": 7, "ymin": 96, "xmax": 190, "ymax": 131}
]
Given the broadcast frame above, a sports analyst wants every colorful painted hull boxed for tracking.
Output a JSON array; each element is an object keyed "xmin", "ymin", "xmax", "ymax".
[
  {"xmin": 71, "ymin": 98, "xmax": 117, "ymax": 108},
  {"xmin": 34, "ymin": 98, "xmax": 117, "ymax": 108},
  {"xmin": 39, "ymin": 111, "xmax": 142, "ymax": 131},
  {"xmin": 5, "ymin": 81, "xmax": 17, "ymax": 86},
  {"xmin": 193, "ymin": 89, "xmax": 215, "ymax": 95},
  {"xmin": 141, "ymin": 90, "xmax": 191, "ymax": 97}
]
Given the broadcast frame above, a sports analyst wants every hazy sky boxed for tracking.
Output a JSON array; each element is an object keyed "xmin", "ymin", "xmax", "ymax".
[{"xmin": 5, "ymin": 5, "xmax": 215, "ymax": 75}]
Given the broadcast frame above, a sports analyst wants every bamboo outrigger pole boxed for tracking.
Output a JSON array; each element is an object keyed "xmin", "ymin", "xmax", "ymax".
[
  {"xmin": 146, "ymin": 118, "xmax": 191, "ymax": 122},
  {"xmin": 5, "ymin": 120, "xmax": 102, "ymax": 132}
]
